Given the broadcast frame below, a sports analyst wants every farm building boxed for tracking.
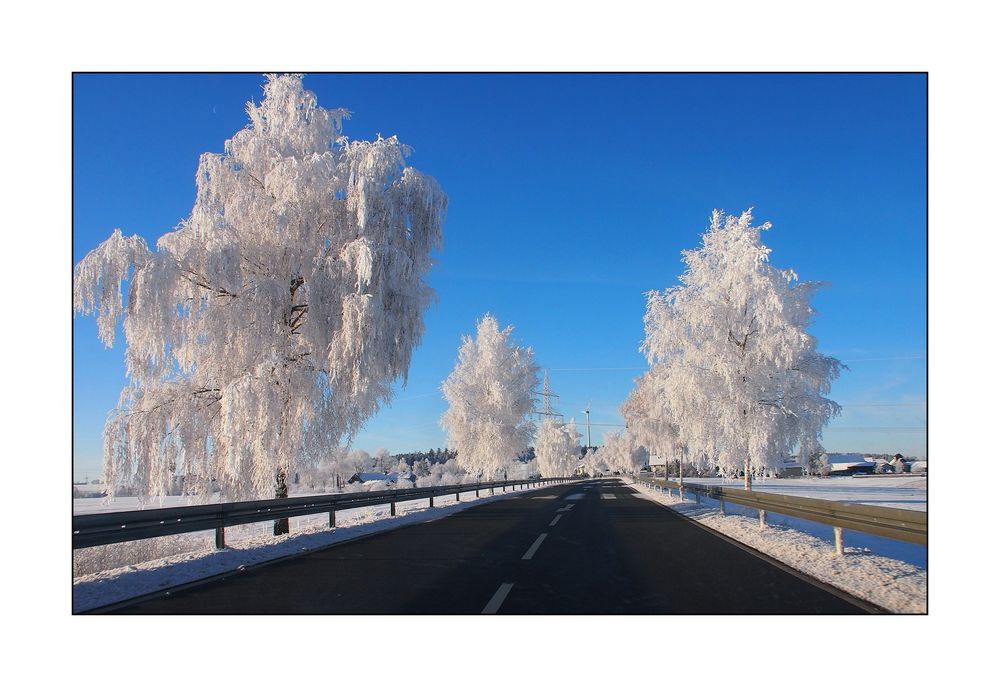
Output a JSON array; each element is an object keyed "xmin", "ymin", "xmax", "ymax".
[
  {"xmin": 347, "ymin": 471, "xmax": 417, "ymax": 486},
  {"xmin": 776, "ymin": 457, "xmax": 803, "ymax": 478},
  {"xmin": 822, "ymin": 453, "xmax": 876, "ymax": 476}
]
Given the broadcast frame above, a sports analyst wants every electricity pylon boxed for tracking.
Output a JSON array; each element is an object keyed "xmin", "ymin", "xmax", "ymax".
[{"xmin": 535, "ymin": 370, "xmax": 564, "ymax": 424}]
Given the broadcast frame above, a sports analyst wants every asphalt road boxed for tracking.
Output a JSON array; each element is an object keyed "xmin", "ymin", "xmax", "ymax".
[{"xmin": 108, "ymin": 479, "xmax": 871, "ymax": 614}]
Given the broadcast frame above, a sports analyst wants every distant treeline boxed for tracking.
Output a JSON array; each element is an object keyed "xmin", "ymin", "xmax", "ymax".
[
  {"xmin": 389, "ymin": 448, "xmax": 457, "ymax": 466},
  {"xmin": 865, "ymin": 453, "xmax": 922, "ymax": 461},
  {"xmin": 390, "ymin": 447, "xmax": 536, "ymax": 467}
]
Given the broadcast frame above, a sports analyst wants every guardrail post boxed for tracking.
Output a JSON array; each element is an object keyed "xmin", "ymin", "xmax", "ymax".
[
  {"xmin": 719, "ymin": 494, "xmax": 726, "ymax": 514},
  {"xmin": 694, "ymin": 490, "xmax": 700, "ymax": 505},
  {"xmin": 456, "ymin": 490, "xmax": 461, "ymax": 501},
  {"xmin": 476, "ymin": 487, "xmax": 480, "ymax": 497},
  {"xmin": 834, "ymin": 526, "xmax": 844, "ymax": 555},
  {"xmin": 390, "ymin": 500, "xmax": 397, "ymax": 517},
  {"xmin": 429, "ymin": 495, "xmax": 435, "ymax": 508},
  {"xmin": 215, "ymin": 527, "xmax": 225, "ymax": 549},
  {"xmin": 329, "ymin": 511, "xmax": 336, "ymax": 528},
  {"xmin": 758, "ymin": 510, "xmax": 766, "ymax": 529}
]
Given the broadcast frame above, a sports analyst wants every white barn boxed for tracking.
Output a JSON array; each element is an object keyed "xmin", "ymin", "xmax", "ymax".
[{"xmin": 822, "ymin": 453, "xmax": 876, "ymax": 475}]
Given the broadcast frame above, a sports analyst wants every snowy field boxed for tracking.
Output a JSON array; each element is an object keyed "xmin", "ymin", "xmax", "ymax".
[
  {"xmin": 73, "ymin": 485, "xmax": 544, "ymax": 613},
  {"xmin": 73, "ymin": 482, "xmax": 375, "ymax": 514},
  {"xmin": 632, "ymin": 481, "xmax": 927, "ymax": 613},
  {"xmin": 646, "ymin": 474, "xmax": 927, "ymax": 511}
]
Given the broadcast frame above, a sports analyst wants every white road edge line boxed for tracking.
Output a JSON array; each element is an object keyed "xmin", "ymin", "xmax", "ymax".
[
  {"xmin": 481, "ymin": 582, "xmax": 514, "ymax": 614},
  {"xmin": 521, "ymin": 533, "xmax": 548, "ymax": 560},
  {"xmin": 549, "ymin": 514, "xmax": 563, "ymax": 526},
  {"xmin": 556, "ymin": 504, "xmax": 575, "ymax": 512}
]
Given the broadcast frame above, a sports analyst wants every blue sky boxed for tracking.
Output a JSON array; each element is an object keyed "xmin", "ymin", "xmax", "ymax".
[{"xmin": 72, "ymin": 73, "xmax": 927, "ymax": 480}]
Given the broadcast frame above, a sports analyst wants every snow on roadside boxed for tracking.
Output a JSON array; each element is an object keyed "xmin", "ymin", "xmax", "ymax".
[
  {"xmin": 632, "ymin": 482, "xmax": 927, "ymax": 614},
  {"xmin": 73, "ymin": 487, "xmax": 537, "ymax": 613}
]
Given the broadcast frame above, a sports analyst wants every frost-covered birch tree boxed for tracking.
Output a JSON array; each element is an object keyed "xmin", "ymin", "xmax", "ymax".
[
  {"xmin": 581, "ymin": 447, "xmax": 607, "ymax": 477},
  {"xmin": 636, "ymin": 209, "xmax": 843, "ymax": 489},
  {"xmin": 73, "ymin": 74, "xmax": 447, "ymax": 510},
  {"xmin": 621, "ymin": 372, "xmax": 685, "ymax": 462},
  {"xmin": 598, "ymin": 430, "xmax": 647, "ymax": 475},
  {"xmin": 440, "ymin": 314, "xmax": 540, "ymax": 480},
  {"xmin": 534, "ymin": 418, "xmax": 581, "ymax": 478}
]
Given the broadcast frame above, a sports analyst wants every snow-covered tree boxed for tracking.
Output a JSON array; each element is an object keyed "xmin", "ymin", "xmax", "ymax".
[
  {"xmin": 508, "ymin": 457, "xmax": 539, "ymax": 481},
  {"xmin": 414, "ymin": 458, "xmax": 432, "ymax": 477},
  {"xmin": 417, "ymin": 458, "xmax": 471, "ymax": 487},
  {"xmin": 581, "ymin": 447, "xmax": 607, "ymax": 477},
  {"xmin": 598, "ymin": 430, "xmax": 647, "ymax": 475},
  {"xmin": 621, "ymin": 372, "xmax": 685, "ymax": 463},
  {"xmin": 636, "ymin": 209, "xmax": 843, "ymax": 489},
  {"xmin": 344, "ymin": 449, "xmax": 372, "ymax": 476},
  {"xmin": 298, "ymin": 448, "xmax": 345, "ymax": 492},
  {"xmin": 805, "ymin": 448, "xmax": 827, "ymax": 477},
  {"xmin": 817, "ymin": 453, "xmax": 831, "ymax": 477},
  {"xmin": 534, "ymin": 418, "xmax": 581, "ymax": 478},
  {"xmin": 73, "ymin": 74, "xmax": 447, "ymax": 509},
  {"xmin": 373, "ymin": 447, "xmax": 392, "ymax": 473},
  {"xmin": 440, "ymin": 314, "xmax": 540, "ymax": 480}
]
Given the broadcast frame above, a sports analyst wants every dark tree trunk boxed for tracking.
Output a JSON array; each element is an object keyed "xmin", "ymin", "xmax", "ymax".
[{"xmin": 274, "ymin": 469, "xmax": 290, "ymax": 535}]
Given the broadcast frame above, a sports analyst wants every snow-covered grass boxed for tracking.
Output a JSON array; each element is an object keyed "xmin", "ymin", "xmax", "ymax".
[
  {"xmin": 660, "ymin": 474, "xmax": 927, "ymax": 511},
  {"xmin": 73, "ymin": 485, "xmax": 541, "ymax": 613},
  {"xmin": 632, "ymin": 481, "xmax": 927, "ymax": 613}
]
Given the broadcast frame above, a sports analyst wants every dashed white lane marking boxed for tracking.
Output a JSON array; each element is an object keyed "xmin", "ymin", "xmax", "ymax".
[
  {"xmin": 521, "ymin": 533, "xmax": 548, "ymax": 560},
  {"xmin": 531, "ymin": 496, "xmax": 558, "ymax": 499},
  {"xmin": 601, "ymin": 493, "xmax": 617, "ymax": 499},
  {"xmin": 549, "ymin": 514, "xmax": 563, "ymax": 526},
  {"xmin": 565, "ymin": 493, "xmax": 585, "ymax": 500},
  {"xmin": 481, "ymin": 583, "xmax": 514, "ymax": 614},
  {"xmin": 556, "ymin": 504, "xmax": 575, "ymax": 513}
]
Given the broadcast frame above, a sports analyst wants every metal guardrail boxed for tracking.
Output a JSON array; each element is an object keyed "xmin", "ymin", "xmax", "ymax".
[
  {"xmin": 73, "ymin": 477, "xmax": 576, "ymax": 550},
  {"xmin": 635, "ymin": 478, "xmax": 927, "ymax": 548}
]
